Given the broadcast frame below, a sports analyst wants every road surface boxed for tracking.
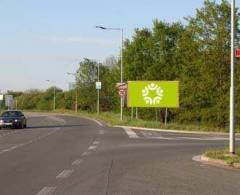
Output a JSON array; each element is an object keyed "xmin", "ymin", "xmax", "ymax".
[{"xmin": 0, "ymin": 113, "xmax": 239, "ymax": 195}]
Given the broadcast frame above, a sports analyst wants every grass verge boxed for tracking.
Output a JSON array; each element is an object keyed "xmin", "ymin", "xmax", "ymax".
[
  {"xmin": 204, "ymin": 148, "xmax": 240, "ymax": 165},
  {"xmin": 38, "ymin": 109, "xmax": 232, "ymax": 133}
]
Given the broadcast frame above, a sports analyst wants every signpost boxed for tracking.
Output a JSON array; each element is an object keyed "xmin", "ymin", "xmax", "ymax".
[
  {"xmin": 96, "ymin": 82, "xmax": 102, "ymax": 90},
  {"xmin": 96, "ymin": 81, "xmax": 102, "ymax": 115},
  {"xmin": 5, "ymin": 95, "xmax": 13, "ymax": 110},
  {"xmin": 235, "ymin": 48, "xmax": 240, "ymax": 58},
  {"xmin": 116, "ymin": 82, "xmax": 127, "ymax": 97},
  {"xmin": 0, "ymin": 94, "xmax": 3, "ymax": 113},
  {"xmin": 127, "ymin": 81, "xmax": 179, "ymax": 124},
  {"xmin": 127, "ymin": 81, "xmax": 179, "ymax": 108}
]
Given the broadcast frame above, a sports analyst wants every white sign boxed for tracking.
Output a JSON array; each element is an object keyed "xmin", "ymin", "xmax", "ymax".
[
  {"xmin": 5, "ymin": 95, "xmax": 13, "ymax": 107},
  {"xmin": 0, "ymin": 94, "xmax": 3, "ymax": 101},
  {"xmin": 96, "ymin": 82, "xmax": 102, "ymax": 90}
]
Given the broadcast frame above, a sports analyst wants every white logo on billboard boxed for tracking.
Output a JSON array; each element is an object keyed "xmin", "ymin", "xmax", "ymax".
[{"xmin": 142, "ymin": 83, "xmax": 164, "ymax": 105}]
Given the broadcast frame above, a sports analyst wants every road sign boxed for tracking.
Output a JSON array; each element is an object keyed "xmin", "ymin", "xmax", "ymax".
[
  {"xmin": 5, "ymin": 95, "xmax": 13, "ymax": 108},
  {"xmin": 128, "ymin": 81, "xmax": 179, "ymax": 108},
  {"xmin": 235, "ymin": 49, "xmax": 240, "ymax": 58},
  {"xmin": 116, "ymin": 82, "xmax": 127, "ymax": 97},
  {"xmin": 0, "ymin": 94, "xmax": 3, "ymax": 101},
  {"xmin": 96, "ymin": 81, "xmax": 102, "ymax": 90}
]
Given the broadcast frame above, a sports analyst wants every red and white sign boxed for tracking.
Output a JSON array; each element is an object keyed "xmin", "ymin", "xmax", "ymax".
[
  {"xmin": 116, "ymin": 82, "xmax": 127, "ymax": 97},
  {"xmin": 235, "ymin": 49, "xmax": 240, "ymax": 58}
]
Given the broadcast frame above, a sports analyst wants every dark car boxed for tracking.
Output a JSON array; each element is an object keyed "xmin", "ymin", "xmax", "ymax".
[{"xmin": 0, "ymin": 111, "xmax": 27, "ymax": 129}]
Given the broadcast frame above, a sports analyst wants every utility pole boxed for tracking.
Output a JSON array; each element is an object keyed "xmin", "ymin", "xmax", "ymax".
[
  {"xmin": 230, "ymin": 0, "xmax": 235, "ymax": 154},
  {"xmin": 96, "ymin": 26, "xmax": 124, "ymax": 120},
  {"xmin": 46, "ymin": 80, "xmax": 56, "ymax": 111},
  {"xmin": 67, "ymin": 73, "xmax": 78, "ymax": 113},
  {"xmin": 120, "ymin": 28, "xmax": 124, "ymax": 121},
  {"xmin": 97, "ymin": 62, "xmax": 100, "ymax": 115},
  {"xmin": 53, "ymin": 86, "xmax": 56, "ymax": 111}
]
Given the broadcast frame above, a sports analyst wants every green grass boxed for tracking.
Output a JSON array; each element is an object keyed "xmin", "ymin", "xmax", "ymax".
[{"xmin": 204, "ymin": 148, "xmax": 240, "ymax": 165}]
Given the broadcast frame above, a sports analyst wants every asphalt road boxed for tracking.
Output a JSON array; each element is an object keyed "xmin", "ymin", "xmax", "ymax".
[{"xmin": 0, "ymin": 113, "xmax": 239, "ymax": 195}]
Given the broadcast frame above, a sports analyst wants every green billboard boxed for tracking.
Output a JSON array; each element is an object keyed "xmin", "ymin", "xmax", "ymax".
[{"xmin": 127, "ymin": 81, "xmax": 179, "ymax": 108}]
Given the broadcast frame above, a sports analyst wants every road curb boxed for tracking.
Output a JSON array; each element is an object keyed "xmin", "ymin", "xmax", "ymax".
[
  {"xmin": 115, "ymin": 125, "xmax": 235, "ymax": 136},
  {"xmin": 192, "ymin": 155, "xmax": 240, "ymax": 170}
]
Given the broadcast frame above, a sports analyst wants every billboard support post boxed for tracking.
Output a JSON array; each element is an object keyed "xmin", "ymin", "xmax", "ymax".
[{"xmin": 165, "ymin": 108, "xmax": 168, "ymax": 126}]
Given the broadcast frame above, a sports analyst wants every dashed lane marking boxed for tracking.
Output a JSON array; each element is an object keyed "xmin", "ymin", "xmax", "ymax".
[
  {"xmin": 0, "ymin": 128, "xmax": 60, "ymax": 155},
  {"xmin": 124, "ymin": 127, "xmax": 139, "ymax": 139},
  {"xmin": 56, "ymin": 169, "xmax": 74, "ymax": 179},
  {"xmin": 36, "ymin": 187, "xmax": 56, "ymax": 195},
  {"xmin": 88, "ymin": 145, "xmax": 97, "ymax": 150},
  {"xmin": 72, "ymin": 159, "xmax": 83, "ymax": 166},
  {"xmin": 82, "ymin": 151, "xmax": 91, "ymax": 156},
  {"xmin": 93, "ymin": 140, "xmax": 100, "ymax": 145}
]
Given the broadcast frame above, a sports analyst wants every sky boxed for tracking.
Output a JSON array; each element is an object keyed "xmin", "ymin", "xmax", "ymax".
[{"xmin": 0, "ymin": 0, "xmax": 234, "ymax": 92}]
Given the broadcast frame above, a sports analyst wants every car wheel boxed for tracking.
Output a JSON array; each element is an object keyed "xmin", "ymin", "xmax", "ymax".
[{"xmin": 19, "ymin": 123, "xmax": 23, "ymax": 129}]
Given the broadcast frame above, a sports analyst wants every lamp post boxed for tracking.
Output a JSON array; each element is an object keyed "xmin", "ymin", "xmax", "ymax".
[
  {"xmin": 96, "ymin": 25, "xmax": 124, "ymax": 120},
  {"xmin": 97, "ymin": 62, "xmax": 100, "ymax": 115},
  {"xmin": 67, "ymin": 72, "xmax": 78, "ymax": 113},
  {"xmin": 230, "ymin": 0, "xmax": 235, "ymax": 154},
  {"xmin": 46, "ymin": 80, "xmax": 56, "ymax": 111}
]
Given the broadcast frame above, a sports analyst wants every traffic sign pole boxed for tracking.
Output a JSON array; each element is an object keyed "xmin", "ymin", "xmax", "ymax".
[{"xmin": 230, "ymin": 0, "xmax": 235, "ymax": 154}]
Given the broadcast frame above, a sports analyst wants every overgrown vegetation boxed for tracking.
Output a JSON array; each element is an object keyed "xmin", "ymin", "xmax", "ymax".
[{"xmin": 3, "ymin": 0, "xmax": 240, "ymax": 131}]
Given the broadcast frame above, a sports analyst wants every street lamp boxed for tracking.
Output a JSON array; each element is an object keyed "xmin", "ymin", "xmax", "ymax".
[
  {"xmin": 96, "ymin": 62, "xmax": 101, "ymax": 115},
  {"xmin": 46, "ymin": 80, "xmax": 56, "ymax": 111},
  {"xmin": 67, "ymin": 72, "xmax": 78, "ymax": 113},
  {"xmin": 230, "ymin": 0, "xmax": 235, "ymax": 154},
  {"xmin": 96, "ymin": 25, "xmax": 124, "ymax": 120}
]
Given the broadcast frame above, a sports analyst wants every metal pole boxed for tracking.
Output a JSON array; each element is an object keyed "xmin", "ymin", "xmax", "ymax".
[
  {"xmin": 131, "ymin": 107, "xmax": 134, "ymax": 120},
  {"xmin": 230, "ymin": 0, "xmax": 235, "ymax": 154},
  {"xmin": 53, "ymin": 86, "xmax": 56, "ymax": 111},
  {"xmin": 136, "ymin": 107, "xmax": 138, "ymax": 120},
  {"xmin": 75, "ymin": 88, "xmax": 78, "ymax": 112},
  {"xmin": 120, "ymin": 28, "xmax": 123, "ymax": 120},
  {"xmin": 95, "ymin": 26, "xmax": 123, "ymax": 120},
  {"xmin": 165, "ymin": 108, "xmax": 168, "ymax": 126},
  {"xmin": 97, "ymin": 62, "xmax": 100, "ymax": 115}
]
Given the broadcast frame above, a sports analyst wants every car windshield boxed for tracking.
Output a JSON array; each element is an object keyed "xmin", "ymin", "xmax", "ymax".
[{"xmin": 1, "ymin": 111, "xmax": 23, "ymax": 117}]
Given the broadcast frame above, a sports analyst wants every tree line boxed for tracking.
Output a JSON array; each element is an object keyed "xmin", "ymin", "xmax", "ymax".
[{"xmin": 4, "ymin": 0, "xmax": 240, "ymax": 128}]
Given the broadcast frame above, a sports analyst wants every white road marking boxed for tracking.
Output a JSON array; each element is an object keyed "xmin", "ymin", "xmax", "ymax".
[
  {"xmin": 88, "ymin": 145, "xmax": 97, "ymax": 150},
  {"xmin": 93, "ymin": 140, "xmax": 100, "ymax": 145},
  {"xmin": 0, "ymin": 128, "xmax": 60, "ymax": 155},
  {"xmin": 56, "ymin": 169, "xmax": 73, "ymax": 179},
  {"xmin": 99, "ymin": 130, "xmax": 105, "ymax": 135},
  {"xmin": 36, "ymin": 187, "xmax": 56, "ymax": 195},
  {"xmin": 0, "ymin": 130, "xmax": 20, "ymax": 138},
  {"xmin": 124, "ymin": 127, "xmax": 139, "ymax": 139},
  {"xmin": 72, "ymin": 159, "xmax": 83, "ymax": 166},
  {"xmin": 136, "ymin": 130, "xmax": 240, "ymax": 141},
  {"xmin": 91, "ymin": 119, "xmax": 103, "ymax": 127},
  {"xmin": 82, "ymin": 151, "xmax": 90, "ymax": 156},
  {"xmin": 192, "ymin": 155, "xmax": 202, "ymax": 162},
  {"xmin": 152, "ymin": 136, "xmax": 177, "ymax": 140}
]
